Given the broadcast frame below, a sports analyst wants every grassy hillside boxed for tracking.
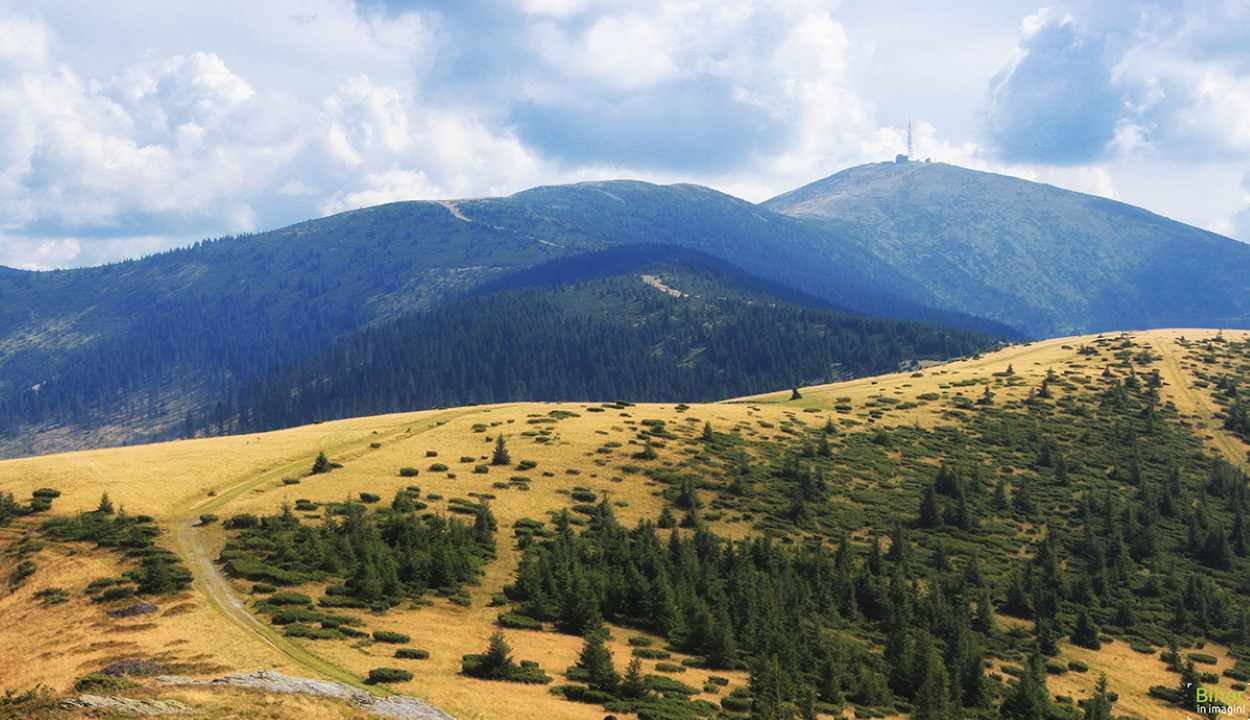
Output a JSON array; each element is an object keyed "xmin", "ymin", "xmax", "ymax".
[
  {"xmin": 2, "ymin": 329, "xmax": 1250, "ymax": 720},
  {"xmin": 765, "ymin": 162, "xmax": 1250, "ymax": 337}
]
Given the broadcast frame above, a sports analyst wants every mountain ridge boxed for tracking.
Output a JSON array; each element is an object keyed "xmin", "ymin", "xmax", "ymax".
[
  {"xmin": 2, "ymin": 160, "xmax": 1248, "ymax": 457},
  {"xmin": 764, "ymin": 161, "xmax": 1250, "ymax": 336}
]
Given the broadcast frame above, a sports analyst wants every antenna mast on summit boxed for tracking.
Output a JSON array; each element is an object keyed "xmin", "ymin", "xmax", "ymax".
[{"xmin": 907, "ymin": 119, "xmax": 913, "ymax": 159}]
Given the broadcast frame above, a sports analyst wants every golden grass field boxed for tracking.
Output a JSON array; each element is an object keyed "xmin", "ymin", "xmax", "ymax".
[{"xmin": 1, "ymin": 328, "xmax": 1248, "ymax": 719}]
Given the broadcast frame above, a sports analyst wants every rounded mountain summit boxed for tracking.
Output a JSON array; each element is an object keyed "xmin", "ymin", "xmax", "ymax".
[{"xmin": 764, "ymin": 161, "xmax": 1250, "ymax": 338}]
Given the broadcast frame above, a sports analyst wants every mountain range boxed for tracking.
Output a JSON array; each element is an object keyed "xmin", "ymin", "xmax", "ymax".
[{"xmin": 1, "ymin": 160, "xmax": 1249, "ymax": 456}]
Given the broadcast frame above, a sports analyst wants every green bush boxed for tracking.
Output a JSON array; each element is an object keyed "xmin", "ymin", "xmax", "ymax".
[
  {"xmin": 33, "ymin": 587, "xmax": 69, "ymax": 604},
  {"xmin": 644, "ymin": 674, "xmax": 698, "ymax": 695},
  {"xmin": 282, "ymin": 623, "xmax": 343, "ymax": 640},
  {"xmin": 11, "ymin": 560, "xmax": 36, "ymax": 583},
  {"xmin": 654, "ymin": 662, "xmax": 686, "ymax": 673},
  {"xmin": 399, "ymin": 467, "xmax": 420, "ymax": 477},
  {"xmin": 395, "ymin": 649, "xmax": 430, "ymax": 660},
  {"xmin": 429, "ymin": 463, "xmax": 449, "ymax": 472},
  {"xmin": 268, "ymin": 592, "xmax": 313, "ymax": 606},
  {"xmin": 1148, "ymin": 686, "xmax": 1183, "ymax": 704},
  {"xmin": 628, "ymin": 636, "xmax": 653, "ymax": 647},
  {"xmin": 224, "ymin": 513, "xmax": 260, "ymax": 529},
  {"xmin": 359, "ymin": 492, "xmax": 381, "ymax": 503},
  {"xmin": 497, "ymin": 612, "xmax": 543, "ymax": 630},
  {"xmin": 632, "ymin": 648, "xmax": 671, "ymax": 659},
  {"xmin": 99, "ymin": 585, "xmax": 136, "ymax": 601},
  {"xmin": 1189, "ymin": 652, "xmax": 1219, "ymax": 665},
  {"xmin": 252, "ymin": 583, "xmax": 276, "ymax": 594},
  {"xmin": 75, "ymin": 674, "xmax": 140, "ymax": 693},
  {"xmin": 373, "ymin": 630, "xmax": 411, "ymax": 644},
  {"xmin": 31, "ymin": 488, "xmax": 61, "ymax": 499},
  {"xmin": 367, "ymin": 668, "xmax": 414, "ymax": 684}
]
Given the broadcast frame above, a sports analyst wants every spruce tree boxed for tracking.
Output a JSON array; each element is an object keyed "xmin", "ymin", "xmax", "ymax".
[
  {"xmin": 1070, "ymin": 607, "xmax": 1101, "ymax": 650},
  {"xmin": 618, "ymin": 657, "xmax": 649, "ymax": 699},
  {"xmin": 575, "ymin": 632, "xmax": 619, "ymax": 692},
  {"xmin": 1178, "ymin": 659, "xmax": 1201, "ymax": 711},
  {"xmin": 491, "ymin": 435, "xmax": 510, "ymax": 465},
  {"xmin": 472, "ymin": 629, "xmax": 517, "ymax": 680},
  {"xmin": 310, "ymin": 451, "xmax": 332, "ymax": 474},
  {"xmin": 1083, "ymin": 673, "xmax": 1112, "ymax": 720},
  {"xmin": 749, "ymin": 655, "xmax": 789, "ymax": 720},
  {"xmin": 1000, "ymin": 649, "xmax": 1051, "ymax": 720}
]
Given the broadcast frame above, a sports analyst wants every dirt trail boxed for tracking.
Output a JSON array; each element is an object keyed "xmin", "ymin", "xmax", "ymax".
[
  {"xmin": 166, "ymin": 409, "xmax": 495, "ymax": 691},
  {"xmin": 1151, "ymin": 335, "xmax": 1248, "ymax": 472}
]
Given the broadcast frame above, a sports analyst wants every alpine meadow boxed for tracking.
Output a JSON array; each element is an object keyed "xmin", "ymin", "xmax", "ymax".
[{"xmin": 5, "ymin": 161, "xmax": 1250, "ymax": 720}]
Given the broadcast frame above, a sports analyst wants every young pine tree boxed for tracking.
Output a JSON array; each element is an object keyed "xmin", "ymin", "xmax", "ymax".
[
  {"xmin": 618, "ymin": 657, "xmax": 649, "ymax": 699},
  {"xmin": 1000, "ymin": 649, "xmax": 1051, "ymax": 720},
  {"xmin": 310, "ymin": 451, "xmax": 332, "ymax": 474},
  {"xmin": 575, "ymin": 632, "xmax": 619, "ymax": 692},
  {"xmin": 491, "ymin": 435, "xmax": 511, "ymax": 466}
]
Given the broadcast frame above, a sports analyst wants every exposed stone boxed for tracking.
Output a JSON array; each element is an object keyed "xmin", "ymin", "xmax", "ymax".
[
  {"xmin": 155, "ymin": 670, "xmax": 456, "ymax": 720},
  {"xmin": 56, "ymin": 695, "xmax": 194, "ymax": 714}
]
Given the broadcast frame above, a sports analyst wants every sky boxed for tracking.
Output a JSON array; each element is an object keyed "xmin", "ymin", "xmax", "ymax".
[{"xmin": 1, "ymin": 0, "xmax": 1249, "ymax": 270}]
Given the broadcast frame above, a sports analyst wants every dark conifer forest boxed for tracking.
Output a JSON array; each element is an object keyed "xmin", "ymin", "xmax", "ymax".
[{"xmin": 228, "ymin": 257, "xmax": 998, "ymax": 434}]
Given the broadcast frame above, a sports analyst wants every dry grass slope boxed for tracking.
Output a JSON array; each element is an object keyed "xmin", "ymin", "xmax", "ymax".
[{"xmin": 1, "ymin": 328, "xmax": 1247, "ymax": 720}]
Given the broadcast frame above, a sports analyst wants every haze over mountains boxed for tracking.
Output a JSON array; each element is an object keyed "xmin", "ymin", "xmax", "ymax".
[{"xmin": 1, "ymin": 160, "xmax": 1247, "ymax": 457}]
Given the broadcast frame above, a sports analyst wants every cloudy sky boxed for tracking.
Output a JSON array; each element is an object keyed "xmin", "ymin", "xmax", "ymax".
[{"xmin": 1, "ymin": 0, "xmax": 1249, "ymax": 269}]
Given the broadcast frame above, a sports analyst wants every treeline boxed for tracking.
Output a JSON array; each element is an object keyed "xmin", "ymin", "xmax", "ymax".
[{"xmin": 229, "ymin": 263, "xmax": 998, "ymax": 433}]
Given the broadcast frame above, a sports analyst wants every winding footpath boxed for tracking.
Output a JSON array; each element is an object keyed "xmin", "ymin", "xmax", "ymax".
[{"xmin": 165, "ymin": 409, "xmax": 489, "ymax": 702}]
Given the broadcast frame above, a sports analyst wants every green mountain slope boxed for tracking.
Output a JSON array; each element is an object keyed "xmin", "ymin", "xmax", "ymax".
[
  {"xmin": 764, "ymin": 161, "xmax": 1250, "ymax": 337},
  {"xmin": 5, "ymin": 161, "xmax": 1250, "ymax": 457},
  {"xmin": 228, "ymin": 245, "xmax": 999, "ymax": 433},
  {"xmin": 0, "ymin": 181, "xmax": 1005, "ymax": 457}
]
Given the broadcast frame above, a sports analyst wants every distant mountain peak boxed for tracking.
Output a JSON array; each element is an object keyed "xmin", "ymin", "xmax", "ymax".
[{"xmin": 763, "ymin": 161, "xmax": 1250, "ymax": 337}]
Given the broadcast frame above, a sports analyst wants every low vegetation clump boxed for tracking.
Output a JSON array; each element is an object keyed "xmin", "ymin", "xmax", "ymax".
[
  {"xmin": 99, "ymin": 659, "xmax": 167, "ymax": 677},
  {"xmin": 461, "ymin": 630, "xmax": 552, "ymax": 684},
  {"xmin": 394, "ymin": 648, "xmax": 430, "ymax": 660},
  {"xmin": 372, "ymin": 630, "xmax": 410, "ymax": 644},
  {"xmin": 367, "ymin": 668, "xmax": 413, "ymax": 684},
  {"xmin": 74, "ymin": 674, "xmax": 140, "ymax": 693}
]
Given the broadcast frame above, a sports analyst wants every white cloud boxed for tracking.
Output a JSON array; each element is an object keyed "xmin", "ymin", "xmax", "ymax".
[
  {"xmin": 320, "ymin": 169, "xmax": 439, "ymax": 214},
  {"xmin": 2, "ymin": 0, "xmax": 1250, "ymax": 270}
]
